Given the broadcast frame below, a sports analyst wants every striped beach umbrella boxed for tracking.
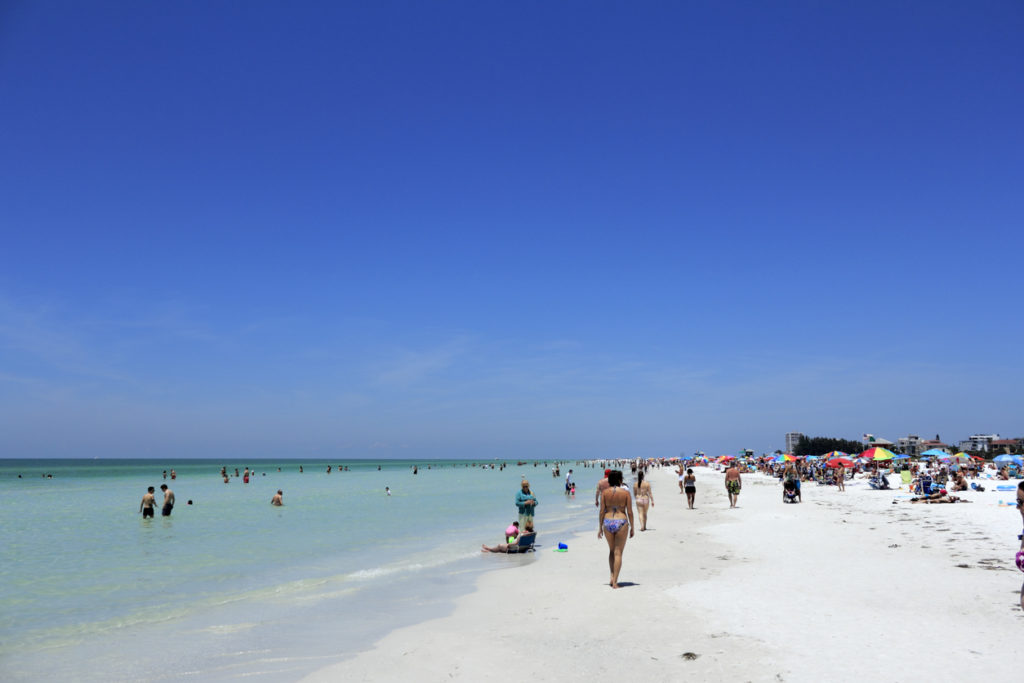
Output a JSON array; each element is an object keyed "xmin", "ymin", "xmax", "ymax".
[
  {"xmin": 822, "ymin": 451, "xmax": 847, "ymax": 459},
  {"xmin": 860, "ymin": 447, "xmax": 896, "ymax": 461}
]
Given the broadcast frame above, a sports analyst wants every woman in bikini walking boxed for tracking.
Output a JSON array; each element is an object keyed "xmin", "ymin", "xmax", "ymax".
[
  {"xmin": 633, "ymin": 470, "xmax": 654, "ymax": 531},
  {"xmin": 598, "ymin": 470, "xmax": 634, "ymax": 588}
]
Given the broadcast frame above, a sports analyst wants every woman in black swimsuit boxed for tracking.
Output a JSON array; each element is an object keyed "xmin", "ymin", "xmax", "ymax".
[{"xmin": 683, "ymin": 469, "xmax": 696, "ymax": 509}]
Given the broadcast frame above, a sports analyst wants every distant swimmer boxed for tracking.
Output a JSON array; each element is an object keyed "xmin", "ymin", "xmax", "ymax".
[
  {"xmin": 271, "ymin": 490, "xmax": 284, "ymax": 506},
  {"xmin": 140, "ymin": 486, "xmax": 156, "ymax": 518},
  {"xmin": 160, "ymin": 484, "xmax": 175, "ymax": 516},
  {"xmin": 170, "ymin": 469, "xmax": 176, "ymax": 480},
  {"xmin": 385, "ymin": 486, "xmax": 392, "ymax": 496}
]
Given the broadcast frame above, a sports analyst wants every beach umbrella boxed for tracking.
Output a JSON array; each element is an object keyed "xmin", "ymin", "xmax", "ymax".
[
  {"xmin": 920, "ymin": 448, "xmax": 949, "ymax": 457},
  {"xmin": 892, "ymin": 453, "xmax": 910, "ymax": 460},
  {"xmin": 994, "ymin": 454, "xmax": 1023, "ymax": 466},
  {"xmin": 861, "ymin": 447, "xmax": 896, "ymax": 461},
  {"xmin": 775, "ymin": 453, "xmax": 797, "ymax": 462},
  {"xmin": 940, "ymin": 452, "xmax": 970, "ymax": 463},
  {"xmin": 822, "ymin": 451, "xmax": 847, "ymax": 459},
  {"xmin": 827, "ymin": 457, "xmax": 855, "ymax": 468},
  {"xmin": 804, "ymin": 455, "xmax": 820, "ymax": 461}
]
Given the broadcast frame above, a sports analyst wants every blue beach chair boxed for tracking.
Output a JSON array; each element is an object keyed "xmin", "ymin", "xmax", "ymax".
[{"xmin": 508, "ymin": 532, "xmax": 536, "ymax": 553}]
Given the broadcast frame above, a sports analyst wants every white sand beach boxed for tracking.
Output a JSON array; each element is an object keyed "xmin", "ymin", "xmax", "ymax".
[{"xmin": 304, "ymin": 467, "xmax": 1023, "ymax": 683}]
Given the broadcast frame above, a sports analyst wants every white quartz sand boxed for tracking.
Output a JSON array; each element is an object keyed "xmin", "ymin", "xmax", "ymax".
[{"xmin": 303, "ymin": 467, "xmax": 1023, "ymax": 682}]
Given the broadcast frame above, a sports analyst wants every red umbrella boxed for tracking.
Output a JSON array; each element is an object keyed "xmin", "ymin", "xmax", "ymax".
[{"xmin": 827, "ymin": 457, "xmax": 855, "ymax": 468}]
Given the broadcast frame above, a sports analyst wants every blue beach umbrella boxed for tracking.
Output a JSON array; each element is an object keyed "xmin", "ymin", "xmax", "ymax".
[
  {"xmin": 993, "ymin": 454, "xmax": 1023, "ymax": 466},
  {"xmin": 920, "ymin": 448, "xmax": 949, "ymax": 457}
]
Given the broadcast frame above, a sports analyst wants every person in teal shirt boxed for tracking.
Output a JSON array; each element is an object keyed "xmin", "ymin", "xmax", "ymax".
[{"xmin": 515, "ymin": 480, "xmax": 538, "ymax": 527}]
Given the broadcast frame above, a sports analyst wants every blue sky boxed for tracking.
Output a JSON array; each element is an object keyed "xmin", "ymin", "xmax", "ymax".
[{"xmin": 1, "ymin": 1, "xmax": 1021, "ymax": 459}]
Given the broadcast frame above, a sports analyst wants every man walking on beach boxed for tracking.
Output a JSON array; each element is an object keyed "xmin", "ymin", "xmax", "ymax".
[
  {"xmin": 725, "ymin": 463, "xmax": 742, "ymax": 508},
  {"xmin": 140, "ymin": 486, "xmax": 157, "ymax": 518},
  {"xmin": 160, "ymin": 484, "xmax": 175, "ymax": 516},
  {"xmin": 595, "ymin": 469, "xmax": 610, "ymax": 506},
  {"xmin": 515, "ymin": 480, "xmax": 538, "ymax": 528}
]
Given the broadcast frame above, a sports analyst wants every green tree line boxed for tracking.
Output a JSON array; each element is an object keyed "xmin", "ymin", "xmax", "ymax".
[{"xmin": 792, "ymin": 436, "xmax": 865, "ymax": 456}]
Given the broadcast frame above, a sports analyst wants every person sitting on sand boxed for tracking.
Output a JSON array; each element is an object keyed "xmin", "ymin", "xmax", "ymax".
[
  {"xmin": 951, "ymin": 472, "xmax": 968, "ymax": 492},
  {"xmin": 998, "ymin": 467, "xmax": 1010, "ymax": 481},
  {"xmin": 482, "ymin": 523, "xmax": 533, "ymax": 553}
]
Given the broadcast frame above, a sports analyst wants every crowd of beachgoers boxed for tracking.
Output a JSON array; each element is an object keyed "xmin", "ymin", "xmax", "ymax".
[{"xmin": 491, "ymin": 452, "xmax": 1024, "ymax": 604}]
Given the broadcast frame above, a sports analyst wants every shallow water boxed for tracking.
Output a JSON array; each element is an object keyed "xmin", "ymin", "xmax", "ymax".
[{"xmin": 0, "ymin": 458, "xmax": 599, "ymax": 681}]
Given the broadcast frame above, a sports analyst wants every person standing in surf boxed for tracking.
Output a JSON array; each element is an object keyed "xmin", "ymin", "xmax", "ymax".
[
  {"xmin": 515, "ymin": 480, "xmax": 538, "ymax": 528},
  {"xmin": 139, "ymin": 487, "xmax": 157, "ymax": 518},
  {"xmin": 160, "ymin": 484, "xmax": 175, "ymax": 517}
]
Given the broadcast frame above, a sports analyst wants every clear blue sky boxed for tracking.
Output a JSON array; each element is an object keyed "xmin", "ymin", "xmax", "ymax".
[{"xmin": 1, "ymin": 1, "xmax": 1021, "ymax": 460}]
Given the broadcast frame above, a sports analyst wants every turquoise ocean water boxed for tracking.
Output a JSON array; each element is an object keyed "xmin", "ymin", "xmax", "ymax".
[{"xmin": 0, "ymin": 458, "xmax": 599, "ymax": 681}]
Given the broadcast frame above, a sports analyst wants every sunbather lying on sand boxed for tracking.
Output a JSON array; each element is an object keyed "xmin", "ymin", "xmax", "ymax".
[{"xmin": 908, "ymin": 492, "xmax": 970, "ymax": 504}]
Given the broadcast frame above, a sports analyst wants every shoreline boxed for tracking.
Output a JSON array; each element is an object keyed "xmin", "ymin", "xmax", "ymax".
[{"xmin": 303, "ymin": 467, "xmax": 1023, "ymax": 682}]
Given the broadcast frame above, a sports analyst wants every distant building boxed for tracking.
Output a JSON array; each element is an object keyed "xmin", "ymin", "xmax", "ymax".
[
  {"xmin": 958, "ymin": 434, "xmax": 1001, "ymax": 452},
  {"xmin": 863, "ymin": 434, "xmax": 894, "ymax": 448},
  {"xmin": 897, "ymin": 434, "xmax": 922, "ymax": 456},
  {"xmin": 989, "ymin": 438, "xmax": 1022, "ymax": 453},
  {"xmin": 918, "ymin": 439, "xmax": 950, "ymax": 453},
  {"xmin": 785, "ymin": 432, "xmax": 804, "ymax": 453}
]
